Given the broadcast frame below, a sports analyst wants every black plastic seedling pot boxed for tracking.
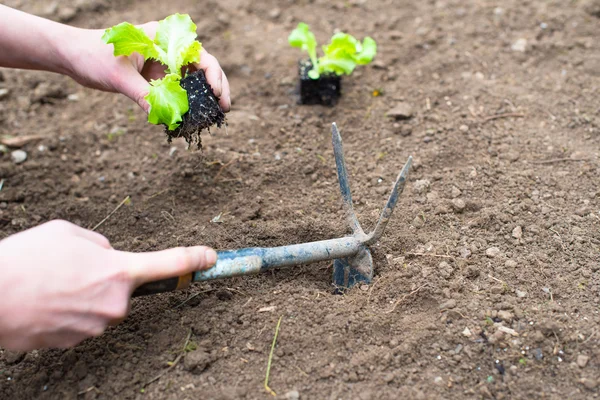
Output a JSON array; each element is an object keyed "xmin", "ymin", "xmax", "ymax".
[{"xmin": 297, "ymin": 60, "xmax": 341, "ymax": 106}]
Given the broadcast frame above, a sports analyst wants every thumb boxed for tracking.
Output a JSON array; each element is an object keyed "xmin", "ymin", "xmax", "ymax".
[
  {"xmin": 122, "ymin": 246, "xmax": 218, "ymax": 286},
  {"xmin": 111, "ymin": 62, "xmax": 152, "ymax": 112}
]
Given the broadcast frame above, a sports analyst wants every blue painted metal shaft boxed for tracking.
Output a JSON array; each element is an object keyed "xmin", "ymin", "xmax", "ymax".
[{"xmin": 193, "ymin": 236, "xmax": 363, "ymax": 281}]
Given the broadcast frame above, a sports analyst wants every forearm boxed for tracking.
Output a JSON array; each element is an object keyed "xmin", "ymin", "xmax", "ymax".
[{"xmin": 0, "ymin": 5, "xmax": 75, "ymax": 75}]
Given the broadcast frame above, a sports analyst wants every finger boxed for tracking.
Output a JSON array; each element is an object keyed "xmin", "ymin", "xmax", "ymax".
[
  {"xmin": 123, "ymin": 246, "xmax": 218, "ymax": 285},
  {"xmin": 73, "ymin": 227, "xmax": 112, "ymax": 250},
  {"xmin": 111, "ymin": 61, "xmax": 153, "ymax": 112},
  {"xmin": 195, "ymin": 49, "xmax": 223, "ymax": 98},
  {"xmin": 220, "ymin": 70, "xmax": 231, "ymax": 112},
  {"xmin": 138, "ymin": 21, "xmax": 159, "ymax": 39}
]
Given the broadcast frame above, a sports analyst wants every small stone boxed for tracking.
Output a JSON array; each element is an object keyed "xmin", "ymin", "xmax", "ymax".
[
  {"xmin": 460, "ymin": 247, "xmax": 472, "ymax": 258},
  {"xmin": 411, "ymin": 215, "xmax": 424, "ymax": 228},
  {"xmin": 511, "ymin": 38, "xmax": 527, "ymax": 52},
  {"xmin": 451, "ymin": 198, "xmax": 466, "ymax": 213},
  {"xmin": 386, "ymin": 102, "xmax": 413, "ymax": 120},
  {"xmin": 413, "ymin": 179, "xmax": 431, "ymax": 194},
  {"xmin": 488, "ymin": 330, "xmax": 505, "ymax": 344},
  {"xmin": 423, "ymin": 136, "xmax": 433, "ymax": 143},
  {"xmin": 169, "ymin": 146, "xmax": 177, "ymax": 157},
  {"xmin": 459, "ymin": 124, "xmax": 469, "ymax": 132},
  {"xmin": 0, "ymin": 144, "xmax": 8, "ymax": 154},
  {"xmin": 268, "ymin": 8, "xmax": 281, "ymax": 19},
  {"xmin": 505, "ymin": 260, "xmax": 517, "ymax": 268},
  {"xmin": 0, "ymin": 88, "xmax": 9, "ymax": 100},
  {"xmin": 532, "ymin": 348, "xmax": 543, "ymax": 361},
  {"xmin": 462, "ymin": 327, "xmax": 472, "ymax": 337},
  {"xmin": 516, "ymin": 290, "xmax": 527, "ymax": 298},
  {"xmin": 509, "ymin": 365, "xmax": 518, "ymax": 375},
  {"xmin": 439, "ymin": 299, "xmax": 457, "ymax": 310},
  {"xmin": 497, "ymin": 310, "xmax": 513, "ymax": 322},
  {"xmin": 577, "ymin": 354, "xmax": 590, "ymax": 368},
  {"xmin": 497, "ymin": 326, "xmax": 518, "ymax": 336},
  {"xmin": 433, "ymin": 376, "xmax": 443, "ymax": 385},
  {"xmin": 512, "ymin": 226, "xmax": 523, "ymax": 239},
  {"xmin": 11, "ymin": 150, "xmax": 27, "ymax": 164},
  {"xmin": 285, "ymin": 390, "xmax": 300, "ymax": 400},
  {"xmin": 485, "ymin": 247, "xmax": 501, "ymax": 258},
  {"xmin": 581, "ymin": 378, "xmax": 598, "ymax": 390},
  {"xmin": 451, "ymin": 186, "xmax": 462, "ymax": 198},
  {"xmin": 57, "ymin": 6, "xmax": 77, "ymax": 22}
]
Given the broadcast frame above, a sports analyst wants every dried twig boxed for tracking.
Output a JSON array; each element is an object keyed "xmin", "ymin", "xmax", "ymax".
[
  {"xmin": 91, "ymin": 195, "xmax": 130, "ymax": 231},
  {"xmin": 385, "ymin": 284, "xmax": 427, "ymax": 314},
  {"xmin": 213, "ymin": 158, "xmax": 238, "ymax": 183},
  {"xmin": 530, "ymin": 158, "xmax": 592, "ymax": 165},
  {"xmin": 265, "ymin": 316, "xmax": 283, "ymax": 397},
  {"xmin": 144, "ymin": 329, "xmax": 192, "ymax": 387},
  {"xmin": 406, "ymin": 252, "xmax": 454, "ymax": 259},
  {"xmin": 0, "ymin": 134, "xmax": 46, "ymax": 147},
  {"xmin": 481, "ymin": 113, "xmax": 525, "ymax": 123},
  {"xmin": 77, "ymin": 386, "xmax": 102, "ymax": 396},
  {"xmin": 175, "ymin": 289, "xmax": 218, "ymax": 308}
]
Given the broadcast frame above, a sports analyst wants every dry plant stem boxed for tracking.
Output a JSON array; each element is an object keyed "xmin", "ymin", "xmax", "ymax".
[
  {"xmin": 175, "ymin": 288, "xmax": 218, "ymax": 308},
  {"xmin": 0, "ymin": 134, "xmax": 46, "ymax": 147},
  {"xmin": 91, "ymin": 195, "xmax": 130, "ymax": 232},
  {"xmin": 530, "ymin": 158, "xmax": 592, "ymax": 165},
  {"xmin": 213, "ymin": 157, "xmax": 238, "ymax": 183},
  {"xmin": 385, "ymin": 285, "xmax": 427, "ymax": 314},
  {"xmin": 144, "ymin": 329, "xmax": 192, "ymax": 387},
  {"xmin": 265, "ymin": 316, "xmax": 283, "ymax": 397},
  {"xmin": 77, "ymin": 386, "xmax": 102, "ymax": 396},
  {"xmin": 406, "ymin": 252, "xmax": 454, "ymax": 259},
  {"xmin": 481, "ymin": 113, "xmax": 525, "ymax": 123}
]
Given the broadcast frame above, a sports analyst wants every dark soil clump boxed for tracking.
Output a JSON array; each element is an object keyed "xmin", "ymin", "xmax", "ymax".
[
  {"xmin": 166, "ymin": 69, "xmax": 225, "ymax": 148},
  {"xmin": 297, "ymin": 60, "xmax": 341, "ymax": 106}
]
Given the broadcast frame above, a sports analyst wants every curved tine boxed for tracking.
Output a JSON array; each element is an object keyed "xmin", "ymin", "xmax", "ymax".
[
  {"xmin": 331, "ymin": 123, "xmax": 362, "ymax": 235},
  {"xmin": 364, "ymin": 156, "xmax": 412, "ymax": 245}
]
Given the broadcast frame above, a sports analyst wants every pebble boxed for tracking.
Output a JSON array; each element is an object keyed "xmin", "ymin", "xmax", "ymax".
[
  {"xmin": 509, "ymin": 365, "xmax": 518, "ymax": 375},
  {"xmin": 581, "ymin": 378, "xmax": 598, "ymax": 390},
  {"xmin": 0, "ymin": 144, "xmax": 8, "ymax": 153},
  {"xmin": 0, "ymin": 88, "xmax": 9, "ymax": 100},
  {"xmin": 511, "ymin": 38, "xmax": 527, "ymax": 52},
  {"xmin": 11, "ymin": 150, "xmax": 27, "ymax": 164},
  {"xmin": 451, "ymin": 186, "xmax": 462, "ymax": 198},
  {"xmin": 577, "ymin": 354, "xmax": 589, "ymax": 368},
  {"xmin": 268, "ymin": 8, "xmax": 281, "ymax": 19},
  {"xmin": 285, "ymin": 390, "xmax": 300, "ymax": 400},
  {"xmin": 169, "ymin": 146, "xmax": 177, "ymax": 157},
  {"xmin": 58, "ymin": 6, "xmax": 78, "ymax": 22},
  {"xmin": 439, "ymin": 299, "xmax": 457, "ymax": 310},
  {"xmin": 433, "ymin": 376, "xmax": 443, "ymax": 385},
  {"xmin": 505, "ymin": 259, "xmax": 517, "ymax": 268},
  {"xmin": 532, "ymin": 348, "xmax": 543, "ymax": 361},
  {"xmin": 512, "ymin": 226, "xmax": 523, "ymax": 239},
  {"xmin": 460, "ymin": 247, "xmax": 472, "ymax": 258},
  {"xmin": 516, "ymin": 290, "xmax": 527, "ymax": 298},
  {"xmin": 386, "ymin": 102, "xmax": 413, "ymax": 120},
  {"xmin": 413, "ymin": 179, "xmax": 431, "ymax": 194},
  {"xmin": 497, "ymin": 310, "xmax": 513, "ymax": 322},
  {"xmin": 459, "ymin": 124, "xmax": 469, "ymax": 132},
  {"xmin": 451, "ymin": 198, "xmax": 466, "ymax": 213},
  {"xmin": 462, "ymin": 327, "xmax": 472, "ymax": 337},
  {"xmin": 485, "ymin": 247, "xmax": 501, "ymax": 258},
  {"xmin": 412, "ymin": 215, "xmax": 424, "ymax": 228}
]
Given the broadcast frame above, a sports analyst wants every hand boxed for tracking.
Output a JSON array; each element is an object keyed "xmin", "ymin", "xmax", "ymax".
[
  {"xmin": 0, "ymin": 220, "xmax": 217, "ymax": 351},
  {"xmin": 62, "ymin": 22, "xmax": 231, "ymax": 113}
]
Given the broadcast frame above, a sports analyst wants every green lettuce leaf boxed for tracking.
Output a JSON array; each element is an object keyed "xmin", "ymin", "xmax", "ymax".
[
  {"xmin": 317, "ymin": 32, "xmax": 377, "ymax": 76},
  {"xmin": 288, "ymin": 23, "xmax": 318, "ymax": 75},
  {"xmin": 355, "ymin": 37, "xmax": 377, "ymax": 65},
  {"xmin": 101, "ymin": 22, "xmax": 159, "ymax": 60},
  {"xmin": 145, "ymin": 74, "xmax": 189, "ymax": 130},
  {"xmin": 154, "ymin": 13, "xmax": 202, "ymax": 75}
]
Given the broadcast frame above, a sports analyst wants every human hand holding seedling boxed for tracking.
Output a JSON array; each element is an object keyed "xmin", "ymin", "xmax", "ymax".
[
  {"xmin": 0, "ymin": 5, "xmax": 230, "ymax": 115},
  {"xmin": 0, "ymin": 220, "xmax": 217, "ymax": 351}
]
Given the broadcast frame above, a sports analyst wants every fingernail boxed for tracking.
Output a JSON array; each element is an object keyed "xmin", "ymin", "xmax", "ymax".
[
  {"xmin": 225, "ymin": 95, "xmax": 231, "ymax": 112},
  {"xmin": 204, "ymin": 249, "xmax": 218, "ymax": 267}
]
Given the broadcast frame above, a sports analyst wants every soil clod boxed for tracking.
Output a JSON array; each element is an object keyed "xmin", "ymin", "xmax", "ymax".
[{"xmin": 167, "ymin": 69, "xmax": 225, "ymax": 148}]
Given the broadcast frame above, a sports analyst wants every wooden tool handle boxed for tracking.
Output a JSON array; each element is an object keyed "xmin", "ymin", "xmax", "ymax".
[{"xmin": 132, "ymin": 273, "xmax": 193, "ymax": 297}]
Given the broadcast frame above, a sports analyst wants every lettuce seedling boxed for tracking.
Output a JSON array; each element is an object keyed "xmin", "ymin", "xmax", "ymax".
[
  {"xmin": 288, "ymin": 22, "xmax": 377, "ymax": 80},
  {"xmin": 102, "ymin": 13, "xmax": 199, "ymax": 130}
]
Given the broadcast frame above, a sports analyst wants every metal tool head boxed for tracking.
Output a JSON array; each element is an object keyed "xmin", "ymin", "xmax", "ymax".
[{"xmin": 330, "ymin": 122, "xmax": 412, "ymax": 289}]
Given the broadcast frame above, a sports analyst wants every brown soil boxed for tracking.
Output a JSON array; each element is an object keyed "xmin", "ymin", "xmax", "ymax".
[{"xmin": 1, "ymin": 0, "xmax": 600, "ymax": 399}]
